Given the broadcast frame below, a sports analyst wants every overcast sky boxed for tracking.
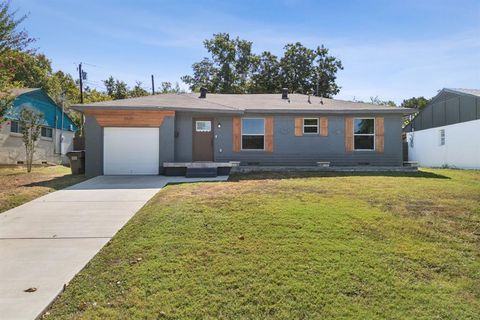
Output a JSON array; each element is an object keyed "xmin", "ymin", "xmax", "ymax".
[{"xmin": 13, "ymin": 0, "xmax": 480, "ymax": 103}]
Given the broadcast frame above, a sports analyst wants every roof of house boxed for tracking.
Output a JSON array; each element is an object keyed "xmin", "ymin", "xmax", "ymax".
[
  {"xmin": 444, "ymin": 88, "xmax": 480, "ymax": 97},
  {"xmin": 0, "ymin": 88, "xmax": 40, "ymax": 98},
  {"xmin": 2, "ymin": 88, "xmax": 78, "ymax": 131},
  {"xmin": 73, "ymin": 93, "xmax": 415, "ymax": 114}
]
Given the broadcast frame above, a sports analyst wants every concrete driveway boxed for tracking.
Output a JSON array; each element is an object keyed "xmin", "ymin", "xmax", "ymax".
[{"xmin": 0, "ymin": 175, "xmax": 228, "ymax": 320}]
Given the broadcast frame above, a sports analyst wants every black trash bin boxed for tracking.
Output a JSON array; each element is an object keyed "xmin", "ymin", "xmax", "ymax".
[{"xmin": 66, "ymin": 150, "xmax": 85, "ymax": 175}]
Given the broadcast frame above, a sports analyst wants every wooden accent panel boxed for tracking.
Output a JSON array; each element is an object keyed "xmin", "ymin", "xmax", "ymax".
[
  {"xmin": 295, "ymin": 117, "xmax": 303, "ymax": 136},
  {"xmin": 345, "ymin": 117, "xmax": 353, "ymax": 152},
  {"xmin": 84, "ymin": 110, "xmax": 175, "ymax": 127},
  {"xmin": 375, "ymin": 117, "xmax": 385, "ymax": 153},
  {"xmin": 265, "ymin": 117, "xmax": 274, "ymax": 152},
  {"xmin": 232, "ymin": 117, "xmax": 241, "ymax": 152},
  {"xmin": 320, "ymin": 117, "xmax": 328, "ymax": 136}
]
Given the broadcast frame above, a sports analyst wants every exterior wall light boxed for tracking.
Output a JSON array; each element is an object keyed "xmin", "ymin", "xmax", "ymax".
[{"xmin": 217, "ymin": 122, "xmax": 222, "ymax": 128}]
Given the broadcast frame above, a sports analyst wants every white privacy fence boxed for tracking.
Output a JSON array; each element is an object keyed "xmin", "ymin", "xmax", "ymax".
[{"xmin": 407, "ymin": 119, "xmax": 480, "ymax": 169}]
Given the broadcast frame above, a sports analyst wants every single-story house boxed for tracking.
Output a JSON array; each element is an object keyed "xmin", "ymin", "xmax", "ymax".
[
  {"xmin": 73, "ymin": 89, "xmax": 415, "ymax": 176},
  {"xmin": 405, "ymin": 88, "xmax": 480, "ymax": 169},
  {"xmin": 0, "ymin": 88, "xmax": 78, "ymax": 165}
]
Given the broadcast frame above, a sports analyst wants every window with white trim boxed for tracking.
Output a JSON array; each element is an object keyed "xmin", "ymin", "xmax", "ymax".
[
  {"xmin": 195, "ymin": 121, "xmax": 211, "ymax": 132},
  {"xmin": 241, "ymin": 118, "xmax": 264, "ymax": 150},
  {"xmin": 10, "ymin": 120, "xmax": 21, "ymax": 133},
  {"xmin": 41, "ymin": 127, "xmax": 53, "ymax": 138},
  {"xmin": 353, "ymin": 118, "xmax": 375, "ymax": 150},
  {"xmin": 303, "ymin": 118, "xmax": 318, "ymax": 134},
  {"xmin": 439, "ymin": 129, "xmax": 445, "ymax": 146}
]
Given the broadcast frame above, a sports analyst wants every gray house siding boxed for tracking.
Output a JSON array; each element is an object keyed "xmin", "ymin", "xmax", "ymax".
[
  {"xmin": 84, "ymin": 111, "xmax": 404, "ymax": 176},
  {"xmin": 174, "ymin": 112, "xmax": 403, "ymax": 167},
  {"xmin": 405, "ymin": 91, "xmax": 480, "ymax": 132},
  {"xmin": 84, "ymin": 115, "xmax": 103, "ymax": 177},
  {"xmin": 84, "ymin": 115, "xmax": 175, "ymax": 176}
]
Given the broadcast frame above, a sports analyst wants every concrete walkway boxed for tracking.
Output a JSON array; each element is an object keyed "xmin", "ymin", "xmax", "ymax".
[{"xmin": 0, "ymin": 175, "xmax": 228, "ymax": 320}]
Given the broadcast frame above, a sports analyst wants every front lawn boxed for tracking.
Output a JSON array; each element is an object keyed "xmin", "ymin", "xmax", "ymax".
[
  {"xmin": 0, "ymin": 165, "xmax": 86, "ymax": 213},
  {"xmin": 45, "ymin": 169, "xmax": 480, "ymax": 319}
]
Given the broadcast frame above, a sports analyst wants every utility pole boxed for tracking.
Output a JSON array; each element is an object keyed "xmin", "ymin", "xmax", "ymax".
[
  {"xmin": 151, "ymin": 75, "xmax": 155, "ymax": 95},
  {"xmin": 78, "ymin": 63, "xmax": 84, "ymax": 103}
]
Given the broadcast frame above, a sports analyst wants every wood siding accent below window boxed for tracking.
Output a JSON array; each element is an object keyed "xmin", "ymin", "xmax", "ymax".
[
  {"xmin": 345, "ymin": 117, "xmax": 353, "ymax": 152},
  {"xmin": 375, "ymin": 117, "xmax": 385, "ymax": 153},
  {"xmin": 84, "ymin": 110, "xmax": 175, "ymax": 127},
  {"xmin": 265, "ymin": 117, "xmax": 274, "ymax": 152},
  {"xmin": 232, "ymin": 117, "xmax": 241, "ymax": 152},
  {"xmin": 320, "ymin": 117, "xmax": 328, "ymax": 136},
  {"xmin": 295, "ymin": 117, "xmax": 303, "ymax": 136}
]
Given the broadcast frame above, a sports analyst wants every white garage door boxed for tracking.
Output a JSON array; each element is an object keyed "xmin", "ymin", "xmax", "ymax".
[{"xmin": 103, "ymin": 127, "xmax": 159, "ymax": 175}]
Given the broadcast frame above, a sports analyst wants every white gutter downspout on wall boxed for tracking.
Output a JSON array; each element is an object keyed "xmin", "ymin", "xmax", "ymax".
[{"xmin": 60, "ymin": 102, "xmax": 64, "ymax": 155}]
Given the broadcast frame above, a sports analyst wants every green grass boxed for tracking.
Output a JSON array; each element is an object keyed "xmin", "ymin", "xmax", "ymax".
[
  {"xmin": 45, "ymin": 169, "xmax": 480, "ymax": 319},
  {"xmin": 0, "ymin": 165, "xmax": 86, "ymax": 213}
]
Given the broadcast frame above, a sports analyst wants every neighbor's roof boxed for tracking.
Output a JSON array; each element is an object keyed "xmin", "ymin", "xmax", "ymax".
[
  {"xmin": 0, "ymin": 88, "xmax": 40, "ymax": 98},
  {"xmin": 72, "ymin": 93, "xmax": 415, "ymax": 114},
  {"xmin": 444, "ymin": 88, "xmax": 480, "ymax": 97}
]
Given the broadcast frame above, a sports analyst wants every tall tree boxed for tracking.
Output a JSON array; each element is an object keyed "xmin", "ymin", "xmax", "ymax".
[
  {"xmin": 312, "ymin": 45, "xmax": 343, "ymax": 97},
  {"xmin": 130, "ymin": 81, "xmax": 149, "ymax": 97},
  {"xmin": 279, "ymin": 42, "xmax": 316, "ymax": 94},
  {"xmin": 369, "ymin": 96, "xmax": 397, "ymax": 107},
  {"xmin": 250, "ymin": 51, "xmax": 281, "ymax": 93},
  {"xmin": 0, "ymin": 0, "xmax": 35, "ymax": 121},
  {"xmin": 400, "ymin": 97, "xmax": 430, "ymax": 110},
  {"xmin": 182, "ymin": 33, "xmax": 343, "ymax": 96},
  {"xmin": 182, "ymin": 33, "xmax": 256, "ymax": 93},
  {"xmin": 103, "ymin": 76, "xmax": 129, "ymax": 99},
  {"xmin": 0, "ymin": 1, "xmax": 35, "ymax": 54},
  {"xmin": 181, "ymin": 58, "xmax": 218, "ymax": 92}
]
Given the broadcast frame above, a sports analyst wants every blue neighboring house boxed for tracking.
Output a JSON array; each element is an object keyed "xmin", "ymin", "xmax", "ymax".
[{"xmin": 0, "ymin": 88, "xmax": 78, "ymax": 164}]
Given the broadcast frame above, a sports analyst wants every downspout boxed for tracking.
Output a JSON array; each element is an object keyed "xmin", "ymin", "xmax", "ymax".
[
  {"xmin": 54, "ymin": 108, "xmax": 58, "ymax": 154},
  {"xmin": 60, "ymin": 101, "xmax": 64, "ymax": 155}
]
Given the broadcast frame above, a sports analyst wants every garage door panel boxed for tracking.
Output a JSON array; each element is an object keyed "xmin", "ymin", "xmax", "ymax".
[{"xmin": 104, "ymin": 128, "xmax": 159, "ymax": 175}]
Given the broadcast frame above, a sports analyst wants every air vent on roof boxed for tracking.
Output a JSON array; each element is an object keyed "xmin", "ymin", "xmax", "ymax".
[
  {"xmin": 282, "ymin": 88, "xmax": 288, "ymax": 99},
  {"xmin": 199, "ymin": 87, "xmax": 207, "ymax": 98}
]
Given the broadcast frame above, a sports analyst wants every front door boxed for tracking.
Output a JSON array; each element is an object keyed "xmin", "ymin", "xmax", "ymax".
[{"xmin": 192, "ymin": 118, "xmax": 214, "ymax": 161}]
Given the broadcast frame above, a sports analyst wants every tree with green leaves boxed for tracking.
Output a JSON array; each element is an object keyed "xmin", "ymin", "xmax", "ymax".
[
  {"xmin": 182, "ymin": 33, "xmax": 343, "ymax": 97},
  {"xmin": 182, "ymin": 33, "xmax": 256, "ymax": 93},
  {"xmin": 400, "ymin": 96, "xmax": 430, "ymax": 110},
  {"xmin": 0, "ymin": 0, "xmax": 36, "ymax": 122},
  {"xmin": 279, "ymin": 42, "xmax": 316, "ymax": 94},
  {"xmin": 130, "ymin": 81, "xmax": 149, "ymax": 98},
  {"xmin": 369, "ymin": 96, "xmax": 397, "ymax": 107},
  {"xmin": 159, "ymin": 81, "xmax": 183, "ymax": 93},
  {"xmin": 103, "ymin": 76, "xmax": 129, "ymax": 99},
  {"xmin": 312, "ymin": 45, "xmax": 343, "ymax": 97},
  {"xmin": 250, "ymin": 51, "xmax": 281, "ymax": 93},
  {"xmin": 18, "ymin": 107, "xmax": 43, "ymax": 172},
  {"xmin": 0, "ymin": 1, "xmax": 35, "ymax": 54}
]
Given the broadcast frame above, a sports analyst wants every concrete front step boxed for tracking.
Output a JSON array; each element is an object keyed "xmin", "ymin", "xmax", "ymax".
[{"xmin": 185, "ymin": 167, "xmax": 218, "ymax": 178}]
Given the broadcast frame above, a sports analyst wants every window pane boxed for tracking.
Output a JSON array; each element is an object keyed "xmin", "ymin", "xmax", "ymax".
[
  {"xmin": 303, "ymin": 119, "xmax": 318, "ymax": 126},
  {"xmin": 242, "ymin": 119, "xmax": 264, "ymax": 135},
  {"xmin": 46, "ymin": 128, "xmax": 52, "ymax": 138},
  {"xmin": 196, "ymin": 121, "xmax": 211, "ymax": 132},
  {"xmin": 354, "ymin": 119, "xmax": 374, "ymax": 134},
  {"xmin": 304, "ymin": 126, "xmax": 318, "ymax": 133},
  {"xmin": 354, "ymin": 136, "xmax": 374, "ymax": 150},
  {"xmin": 10, "ymin": 121, "xmax": 19, "ymax": 133},
  {"xmin": 242, "ymin": 135, "xmax": 264, "ymax": 150}
]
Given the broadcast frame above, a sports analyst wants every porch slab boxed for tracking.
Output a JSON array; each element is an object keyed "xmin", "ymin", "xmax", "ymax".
[{"xmin": 163, "ymin": 161, "xmax": 240, "ymax": 168}]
